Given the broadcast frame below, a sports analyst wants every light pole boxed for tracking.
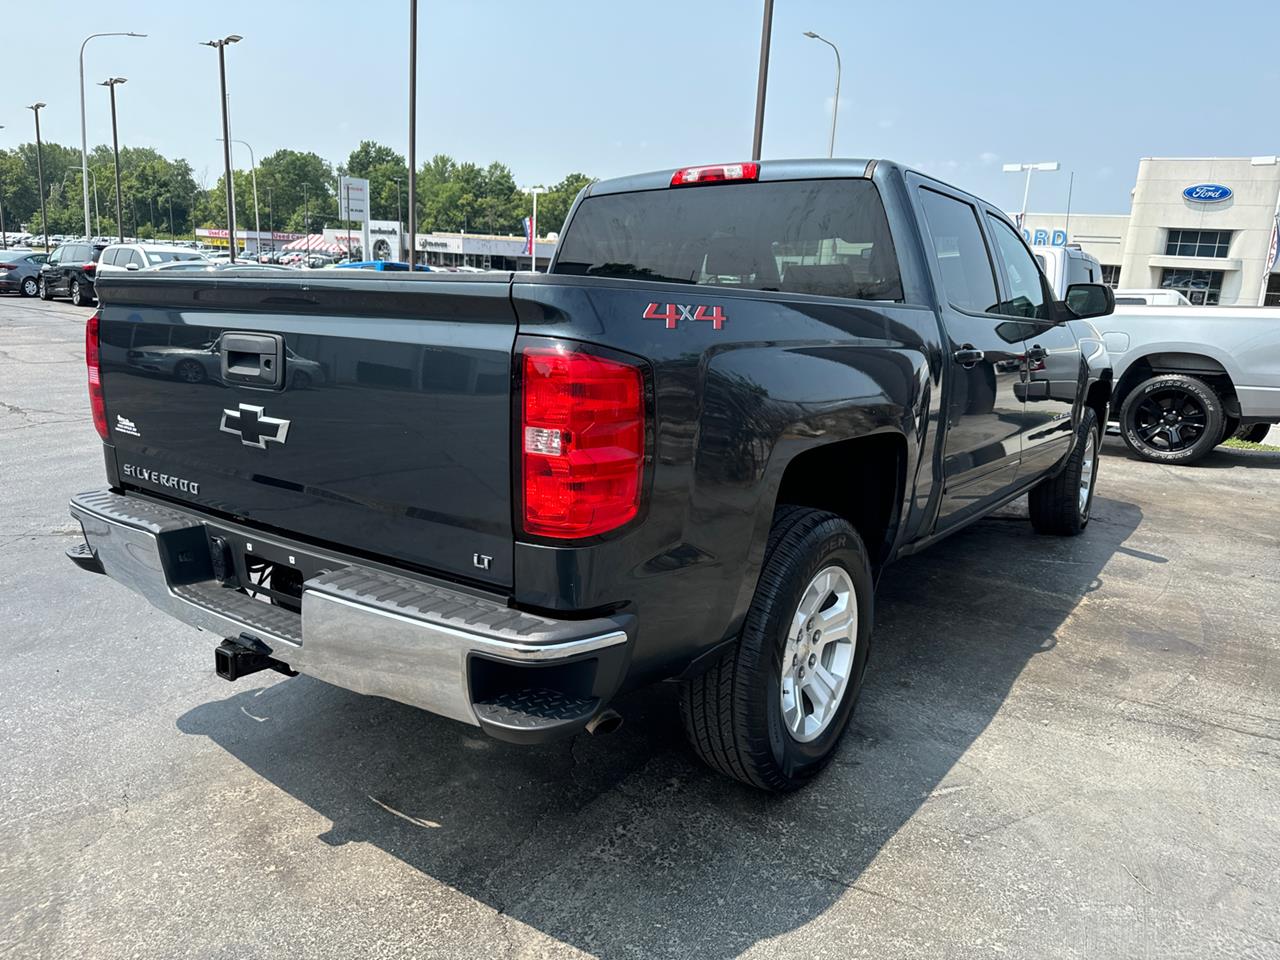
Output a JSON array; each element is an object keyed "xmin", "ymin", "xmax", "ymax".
[
  {"xmin": 167, "ymin": 195, "xmax": 174, "ymax": 241},
  {"xmin": 392, "ymin": 176, "xmax": 403, "ymax": 259},
  {"xmin": 202, "ymin": 35, "xmax": 242, "ymax": 261},
  {"xmin": 521, "ymin": 186, "xmax": 546, "ymax": 272},
  {"xmin": 219, "ymin": 137, "xmax": 259, "ymax": 256},
  {"xmin": 28, "ymin": 103, "xmax": 48, "ymax": 251},
  {"xmin": 302, "ymin": 182, "xmax": 311, "ymax": 261},
  {"xmin": 100, "ymin": 78, "xmax": 126, "ymax": 243},
  {"xmin": 79, "ymin": 31, "xmax": 145, "ymax": 239},
  {"xmin": 751, "ymin": 0, "xmax": 775, "ymax": 161},
  {"xmin": 803, "ymin": 31, "xmax": 841, "ymax": 158},
  {"xmin": 0, "ymin": 124, "xmax": 6, "ymax": 250},
  {"xmin": 265, "ymin": 184, "xmax": 273, "ymax": 250},
  {"xmin": 1002, "ymin": 161, "xmax": 1060, "ymax": 230},
  {"xmin": 407, "ymin": 0, "xmax": 418, "ymax": 271}
]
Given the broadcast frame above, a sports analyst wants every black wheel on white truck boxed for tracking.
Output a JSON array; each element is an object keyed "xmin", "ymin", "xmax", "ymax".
[{"xmin": 1118, "ymin": 373, "xmax": 1225, "ymax": 464}]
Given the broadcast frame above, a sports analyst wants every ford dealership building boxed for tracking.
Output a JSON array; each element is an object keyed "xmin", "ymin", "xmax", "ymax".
[{"xmin": 1021, "ymin": 156, "xmax": 1280, "ymax": 306}]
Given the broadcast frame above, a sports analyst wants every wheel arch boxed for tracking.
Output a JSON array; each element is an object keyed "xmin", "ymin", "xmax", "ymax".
[{"xmin": 1113, "ymin": 351, "xmax": 1239, "ymax": 418}]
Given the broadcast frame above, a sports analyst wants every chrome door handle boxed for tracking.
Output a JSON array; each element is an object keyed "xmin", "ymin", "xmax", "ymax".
[
  {"xmin": 953, "ymin": 347, "xmax": 985, "ymax": 367},
  {"xmin": 1026, "ymin": 344, "xmax": 1047, "ymax": 361}
]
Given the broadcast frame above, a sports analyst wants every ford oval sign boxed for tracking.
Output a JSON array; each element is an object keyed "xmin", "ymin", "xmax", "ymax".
[{"xmin": 1183, "ymin": 183, "xmax": 1233, "ymax": 203}]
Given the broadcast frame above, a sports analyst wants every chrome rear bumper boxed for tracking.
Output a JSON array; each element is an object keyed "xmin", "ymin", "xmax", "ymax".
[{"xmin": 69, "ymin": 489, "xmax": 631, "ymax": 735}]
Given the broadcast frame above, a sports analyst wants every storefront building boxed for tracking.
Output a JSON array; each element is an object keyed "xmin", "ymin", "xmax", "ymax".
[{"xmin": 1021, "ymin": 157, "xmax": 1280, "ymax": 306}]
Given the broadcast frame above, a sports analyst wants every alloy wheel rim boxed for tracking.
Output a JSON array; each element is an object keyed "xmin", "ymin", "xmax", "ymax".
[
  {"xmin": 1133, "ymin": 388, "xmax": 1208, "ymax": 452},
  {"xmin": 779, "ymin": 565, "xmax": 857, "ymax": 743},
  {"xmin": 1079, "ymin": 428, "xmax": 1097, "ymax": 517},
  {"xmin": 23, "ymin": 278, "xmax": 36, "ymax": 296}
]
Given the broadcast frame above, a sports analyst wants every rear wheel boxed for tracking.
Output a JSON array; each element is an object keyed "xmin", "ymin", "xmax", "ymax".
[
  {"xmin": 70, "ymin": 279, "xmax": 90, "ymax": 307},
  {"xmin": 680, "ymin": 507, "xmax": 872, "ymax": 791},
  {"xmin": 20, "ymin": 276, "xmax": 38, "ymax": 298},
  {"xmin": 174, "ymin": 359, "xmax": 206, "ymax": 384},
  {"xmin": 1119, "ymin": 374, "xmax": 1224, "ymax": 464},
  {"xmin": 38, "ymin": 277, "xmax": 50, "ymax": 300}
]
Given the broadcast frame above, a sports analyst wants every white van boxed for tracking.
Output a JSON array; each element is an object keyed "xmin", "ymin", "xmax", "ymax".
[{"xmin": 1031, "ymin": 244, "xmax": 1104, "ymax": 298}]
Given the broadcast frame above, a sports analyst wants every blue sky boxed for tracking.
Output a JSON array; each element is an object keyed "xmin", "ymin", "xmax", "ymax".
[{"xmin": 4, "ymin": 0, "xmax": 1276, "ymax": 214}]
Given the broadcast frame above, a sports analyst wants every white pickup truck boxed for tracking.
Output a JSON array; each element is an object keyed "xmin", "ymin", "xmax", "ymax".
[
  {"xmin": 1095, "ymin": 305, "xmax": 1280, "ymax": 462},
  {"xmin": 1032, "ymin": 245, "xmax": 1279, "ymax": 463}
]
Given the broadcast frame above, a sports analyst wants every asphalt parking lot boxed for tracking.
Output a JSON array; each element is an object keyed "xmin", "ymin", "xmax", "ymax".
[{"xmin": 2, "ymin": 295, "xmax": 1278, "ymax": 960}]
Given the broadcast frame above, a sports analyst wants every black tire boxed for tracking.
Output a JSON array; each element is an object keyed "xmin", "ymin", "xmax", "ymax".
[
  {"xmin": 1029, "ymin": 407, "xmax": 1100, "ymax": 536},
  {"xmin": 20, "ymin": 276, "xmax": 38, "ymax": 298},
  {"xmin": 680, "ymin": 506, "xmax": 873, "ymax": 792},
  {"xmin": 1119, "ymin": 374, "xmax": 1224, "ymax": 464},
  {"xmin": 38, "ymin": 277, "xmax": 50, "ymax": 300},
  {"xmin": 174, "ymin": 359, "xmax": 206, "ymax": 384},
  {"xmin": 1235, "ymin": 423, "xmax": 1273, "ymax": 444},
  {"xmin": 70, "ymin": 278, "xmax": 91, "ymax": 307}
]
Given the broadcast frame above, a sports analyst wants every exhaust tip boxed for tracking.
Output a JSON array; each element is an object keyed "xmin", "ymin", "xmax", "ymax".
[{"xmin": 585, "ymin": 708, "xmax": 623, "ymax": 736}]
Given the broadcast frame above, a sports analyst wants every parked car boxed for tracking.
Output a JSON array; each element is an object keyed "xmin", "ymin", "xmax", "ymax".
[
  {"xmin": 334, "ymin": 260, "xmax": 410, "ymax": 271},
  {"xmin": 149, "ymin": 261, "xmax": 290, "ymax": 273},
  {"xmin": 38, "ymin": 241, "xmax": 107, "ymax": 305},
  {"xmin": 96, "ymin": 243, "xmax": 207, "ymax": 275},
  {"xmin": 0, "ymin": 251, "xmax": 49, "ymax": 297},
  {"xmin": 68, "ymin": 158, "xmax": 1114, "ymax": 791},
  {"xmin": 1099, "ymin": 303, "xmax": 1280, "ymax": 461},
  {"xmin": 1112, "ymin": 288, "xmax": 1194, "ymax": 307}
]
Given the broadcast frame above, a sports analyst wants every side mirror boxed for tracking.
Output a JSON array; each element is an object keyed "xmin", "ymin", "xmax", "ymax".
[
  {"xmin": 1064, "ymin": 283, "xmax": 1114, "ymax": 320},
  {"xmin": 125, "ymin": 262, "xmax": 140, "ymax": 271}
]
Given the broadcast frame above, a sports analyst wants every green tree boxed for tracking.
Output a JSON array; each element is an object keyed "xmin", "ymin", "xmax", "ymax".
[{"xmin": 535, "ymin": 172, "xmax": 593, "ymax": 237}]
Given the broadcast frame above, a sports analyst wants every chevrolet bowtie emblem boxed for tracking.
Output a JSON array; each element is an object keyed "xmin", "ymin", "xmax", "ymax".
[{"xmin": 219, "ymin": 403, "xmax": 291, "ymax": 449}]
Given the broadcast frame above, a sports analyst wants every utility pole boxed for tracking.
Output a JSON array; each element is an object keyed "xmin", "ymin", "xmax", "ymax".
[
  {"xmin": 202, "ymin": 35, "xmax": 242, "ymax": 261},
  {"xmin": 28, "ymin": 103, "xmax": 48, "ymax": 250},
  {"xmin": 751, "ymin": 0, "xmax": 775, "ymax": 162},
  {"xmin": 100, "ymin": 79, "xmax": 127, "ymax": 242},
  {"xmin": 407, "ymin": 0, "xmax": 418, "ymax": 271},
  {"xmin": 1002, "ymin": 161, "xmax": 1060, "ymax": 231},
  {"xmin": 0, "ymin": 124, "xmax": 6, "ymax": 250}
]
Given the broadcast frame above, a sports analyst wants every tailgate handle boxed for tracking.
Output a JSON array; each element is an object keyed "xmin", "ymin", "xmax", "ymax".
[{"xmin": 220, "ymin": 332, "xmax": 284, "ymax": 388}]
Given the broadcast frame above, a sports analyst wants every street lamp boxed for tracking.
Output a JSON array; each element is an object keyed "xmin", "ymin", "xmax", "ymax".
[
  {"xmin": 392, "ymin": 177, "xmax": 403, "ymax": 258},
  {"xmin": 1002, "ymin": 161, "xmax": 1060, "ymax": 229},
  {"xmin": 218, "ymin": 137, "xmax": 259, "ymax": 257},
  {"xmin": 28, "ymin": 103, "xmax": 48, "ymax": 251},
  {"xmin": 63, "ymin": 168, "xmax": 102, "ymax": 235},
  {"xmin": 302, "ymin": 182, "xmax": 311, "ymax": 261},
  {"xmin": 265, "ymin": 184, "xmax": 273, "ymax": 250},
  {"xmin": 521, "ymin": 186, "xmax": 547, "ymax": 272},
  {"xmin": 407, "ymin": 0, "xmax": 419, "ymax": 271},
  {"xmin": 202, "ymin": 34, "xmax": 242, "ymax": 261},
  {"xmin": 0, "ymin": 124, "xmax": 6, "ymax": 249},
  {"xmin": 79, "ymin": 32, "xmax": 145, "ymax": 240},
  {"xmin": 803, "ymin": 32, "xmax": 842, "ymax": 159},
  {"xmin": 99, "ymin": 78, "xmax": 127, "ymax": 243}
]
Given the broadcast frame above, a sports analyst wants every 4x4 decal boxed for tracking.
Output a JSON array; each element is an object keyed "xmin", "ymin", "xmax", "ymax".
[{"xmin": 643, "ymin": 302, "xmax": 728, "ymax": 330}]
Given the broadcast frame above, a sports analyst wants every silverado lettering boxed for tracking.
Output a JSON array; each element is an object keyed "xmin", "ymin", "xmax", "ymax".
[{"xmin": 121, "ymin": 463, "xmax": 200, "ymax": 496}]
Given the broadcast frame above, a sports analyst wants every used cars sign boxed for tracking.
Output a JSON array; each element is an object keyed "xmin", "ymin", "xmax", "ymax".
[{"xmin": 1183, "ymin": 183, "xmax": 1233, "ymax": 203}]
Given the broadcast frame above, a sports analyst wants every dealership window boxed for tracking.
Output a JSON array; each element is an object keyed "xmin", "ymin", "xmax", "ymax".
[
  {"xmin": 1266, "ymin": 274, "xmax": 1280, "ymax": 307},
  {"xmin": 1100, "ymin": 264, "xmax": 1121, "ymax": 288},
  {"xmin": 1160, "ymin": 268, "xmax": 1224, "ymax": 305},
  {"xmin": 1164, "ymin": 229, "xmax": 1232, "ymax": 258}
]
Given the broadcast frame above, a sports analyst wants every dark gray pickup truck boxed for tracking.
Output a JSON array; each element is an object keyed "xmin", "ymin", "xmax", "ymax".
[{"xmin": 68, "ymin": 159, "xmax": 1114, "ymax": 790}]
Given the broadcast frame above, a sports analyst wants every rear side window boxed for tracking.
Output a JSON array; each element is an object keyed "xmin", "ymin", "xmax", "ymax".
[
  {"xmin": 555, "ymin": 179, "xmax": 903, "ymax": 301},
  {"xmin": 102, "ymin": 249, "xmax": 119, "ymax": 266},
  {"xmin": 917, "ymin": 189, "xmax": 999, "ymax": 314},
  {"xmin": 986, "ymin": 216, "xmax": 1049, "ymax": 320}
]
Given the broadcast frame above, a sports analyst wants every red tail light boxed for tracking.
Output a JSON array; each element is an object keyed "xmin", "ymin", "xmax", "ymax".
[
  {"xmin": 82, "ymin": 262, "xmax": 96, "ymax": 274},
  {"xmin": 86, "ymin": 311, "xmax": 108, "ymax": 439},
  {"xmin": 670, "ymin": 162, "xmax": 760, "ymax": 187},
  {"xmin": 521, "ymin": 344, "xmax": 645, "ymax": 538},
  {"xmin": 0, "ymin": 263, "xmax": 18, "ymax": 271}
]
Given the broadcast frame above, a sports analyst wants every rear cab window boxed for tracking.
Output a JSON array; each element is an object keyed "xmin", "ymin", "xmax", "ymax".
[
  {"xmin": 554, "ymin": 178, "xmax": 903, "ymax": 302},
  {"xmin": 916, "ymin": 188, "xmax": 1000, "ymax": 314}
]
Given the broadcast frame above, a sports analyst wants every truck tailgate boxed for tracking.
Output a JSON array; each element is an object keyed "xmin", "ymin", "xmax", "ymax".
[{"xmin": 95, "ymin": 272, "xmax": 517, "ymax": 587}]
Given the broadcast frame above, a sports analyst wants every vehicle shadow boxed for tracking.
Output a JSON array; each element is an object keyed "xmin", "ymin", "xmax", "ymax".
[{"xmin": 177, "ymin": 494, "xmax": 1143, "ymax": 959}]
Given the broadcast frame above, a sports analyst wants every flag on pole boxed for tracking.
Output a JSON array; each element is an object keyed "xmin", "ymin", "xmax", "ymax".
[{"xmin": 522, "ymin": 216, "xmax": 533, "ymax": 255}]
